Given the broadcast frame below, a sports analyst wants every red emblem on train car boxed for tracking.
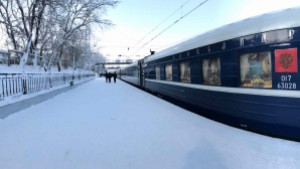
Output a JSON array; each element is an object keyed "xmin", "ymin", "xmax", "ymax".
[{"xmin": 275, "ymin": 48, "xmax": 298, "ymax": 73}]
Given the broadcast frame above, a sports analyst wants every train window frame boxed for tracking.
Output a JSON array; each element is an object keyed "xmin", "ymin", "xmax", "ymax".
[
  {"xmin": 202, "ymin": 57, "xmax": 221, "ymax": 86},
  {"xmin": 155, "ymin": 66, "xmax": 160, "ymax": 80},
  {"xmin": 179, "ymin": 61, "xmax": 191, "ymax": 83},
  {"xmin": 240, "ymin": 51, "xmax": 272, "ymax": 88},
  {"xmin": 165, "ymin": 64, "xmax": 173, "ymax": 81}
]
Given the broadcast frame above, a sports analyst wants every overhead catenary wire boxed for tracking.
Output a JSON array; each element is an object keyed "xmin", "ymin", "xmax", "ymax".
[
  {"xmin": 131, "ymin": 0, "xmax": 209, "ymax": 56},
  {"xmin": 132, "ymin": 0, "xmax": 193, "ymax": 48}
]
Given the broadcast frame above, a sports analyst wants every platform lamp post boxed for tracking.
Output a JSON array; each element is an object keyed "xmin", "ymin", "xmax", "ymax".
[{"xmin": 69, "ymin": 44, "xmax": 76, "ymax": 86}]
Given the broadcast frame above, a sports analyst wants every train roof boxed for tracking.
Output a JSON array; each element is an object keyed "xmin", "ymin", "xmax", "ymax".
[
  {"xmin": 121, "ymin": 60, "xmax": 139, "ymax": 69},
  {"xmin": 145, "ymin": 7, "xmax": 300, "ymax": 62}
]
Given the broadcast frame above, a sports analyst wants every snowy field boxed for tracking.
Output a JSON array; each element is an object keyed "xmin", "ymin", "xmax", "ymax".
[{"xmin": 0, "ymin": 78, "xmax": 300, "ymax": 169}]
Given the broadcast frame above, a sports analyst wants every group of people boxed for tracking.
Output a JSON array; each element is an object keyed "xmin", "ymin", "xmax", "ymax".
[{"xmin": 104, "ymin": 72, "xmax": 117, "ymax": 83}]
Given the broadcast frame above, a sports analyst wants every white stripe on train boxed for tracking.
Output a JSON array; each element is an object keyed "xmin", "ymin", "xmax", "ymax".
[{"xmin": 145, "ymin": 79, "xmax": 300, "ymax": 99}]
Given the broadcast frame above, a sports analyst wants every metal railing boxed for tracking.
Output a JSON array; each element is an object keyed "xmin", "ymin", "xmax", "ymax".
[{"xmin": 0, "ymin": 72, "xmax": 94, "ymax": 101}]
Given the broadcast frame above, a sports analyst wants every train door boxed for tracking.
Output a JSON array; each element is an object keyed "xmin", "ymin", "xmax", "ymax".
[{"xmin": 138, "ymin": 60, "xmax": 145, "ymax": 88}]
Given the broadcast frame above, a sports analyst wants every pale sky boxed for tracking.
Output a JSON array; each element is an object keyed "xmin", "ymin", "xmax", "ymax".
[
  {"xmin": 1, "ymin": 0, "xmax": 300, "ymax": 62},
  {"xmin": 92, "ymin": 0, "xmax": 300, "ymax": 62}
]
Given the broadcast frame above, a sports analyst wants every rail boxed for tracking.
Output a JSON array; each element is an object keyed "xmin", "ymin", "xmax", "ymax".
[{"xmin": 0, "ymin": 72, "xmax": 94, "ymax": 101}]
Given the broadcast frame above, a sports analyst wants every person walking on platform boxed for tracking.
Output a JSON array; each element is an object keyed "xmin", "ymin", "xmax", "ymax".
[
  {"xmin": 108, "ymin": 72, "xmax": 112, "ymax": 83},
  {"xmin": 113, "ymin": 72, "xmax": 117, "ymax": 83},
  {"xmin": 105, "ymin": 71, "xmax": 108, "ymax": 83}
]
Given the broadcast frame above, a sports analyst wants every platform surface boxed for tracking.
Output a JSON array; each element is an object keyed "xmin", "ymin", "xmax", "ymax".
[{"xmin": 0, "ymin": 78, "xmax": 299, "ymax": 169}]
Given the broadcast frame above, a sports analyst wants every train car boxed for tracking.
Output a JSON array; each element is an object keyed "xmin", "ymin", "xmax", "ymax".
[
  {"xmin": 142, "ymin": 7, "xmax": 300, "ymax": 140},
  {"xmin": 120, "ymin": 59, "xmax": 144, "ymax": 87}
]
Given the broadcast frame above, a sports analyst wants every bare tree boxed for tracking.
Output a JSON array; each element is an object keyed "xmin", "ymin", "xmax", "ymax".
[
  {"xmin": 0, "ymin": 0, "xmax": 47, "ymax": 47},
  {"xmin": 43, "ymin": 0, "xmax": 118, "ymax": 71},
  {"xmin": 0, "ymin": 0, "xmax": 20, "ymax": 50},
  {"xmin": 0, "ymin": 0, "xmax": 118, "ymax": 71}
]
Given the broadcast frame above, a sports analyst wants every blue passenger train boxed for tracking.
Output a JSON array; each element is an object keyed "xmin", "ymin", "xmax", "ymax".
[{"xmin": 120, "ymin": 7, "xmax": 300, "ymax": 141}]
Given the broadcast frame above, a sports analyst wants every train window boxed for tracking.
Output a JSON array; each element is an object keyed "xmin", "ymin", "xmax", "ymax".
[
  {"xmin": 180, "ymin": 61, "xmax": 191, "ymax": 83},
  {"xmin": 146, "ymin": 66, "xmax": 155, "ymax": 79},
  {"xmin": 134, "ymin": 69, "xmax": 138, "ymax": 77},
  {"xmin": 240, "ymin": 38, "xmax": 245, "ymax": 46},
  {"xmin": 196, "ymin": 48, "xmax": 200, "ymax": 55},
  {"xmin": 222, "ymin": 42, "xmax": 226, "ymax": 50},
  {"xmin": 199, "ymin": 47, "xmax": 207, "ymax": 54},
  {"xmin": 211, "ymin": 42, "xmax": 223, "ymax": 51},
  {"xmin": 262, "ymin": 29, "xmax": 289, "ymax": 43},
  {"xmin": 261, "ymin": 33, "xmax": 267, "ymax": 43},
  {"xmin": 244, "ymin": 34, "xmax": 261, "ymax": 46},
  {"xmin": 240, "ymin": 51, "xmax": 272, "ymax": 88},
  {"xmin": 227, "ymin": 38, "xmax": 240, "ymax": 49},
  {"xmin": 289, "ymin": 29, "xmax": 295, "ymax": 39},
  {"xmin": 173, "ymin": 54, "xmax": 179, "ymax": 60},
  {"xmin": 155, "ymin": 66, "xmax": 160, "ymax": 80},
  {"xmin": 178, "ymin": 53, "xmax": 182, "ymax": 58},
  {"xmin": 202, "ymin": 57, "xmax": 221, "ymax": 85},
  {"xmin": 165, "ymin": 64, "xmax": 173, "ymax": 81},
  {"xmin": 189, "ymin": 50, "xmax": 196, "ymax": 56}
]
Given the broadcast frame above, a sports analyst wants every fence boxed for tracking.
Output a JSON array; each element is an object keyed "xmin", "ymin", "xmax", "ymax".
[{"xmin": 0, "ymin": 72, "xmax": 94, "ymax": 101}]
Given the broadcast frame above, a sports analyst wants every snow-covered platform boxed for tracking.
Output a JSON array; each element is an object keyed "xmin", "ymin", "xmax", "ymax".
[{"xmin": 0, "ymin": 78, "xmax": 300, "ymax": 169}]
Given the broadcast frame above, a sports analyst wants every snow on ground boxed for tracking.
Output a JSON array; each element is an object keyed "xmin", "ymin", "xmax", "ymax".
[{"xmin": 0, "ymin": 78, "xmax": 300, "ymax": 169}]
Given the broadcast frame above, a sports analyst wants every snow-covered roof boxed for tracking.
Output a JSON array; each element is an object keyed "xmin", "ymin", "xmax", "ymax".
[
  {"xmin": 145, "ymin": 7, "xmax": 300, "ymax": 62},
  {"xmin": 121, "ymin": 60, "xmax": 139, "ymax": 69}
]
